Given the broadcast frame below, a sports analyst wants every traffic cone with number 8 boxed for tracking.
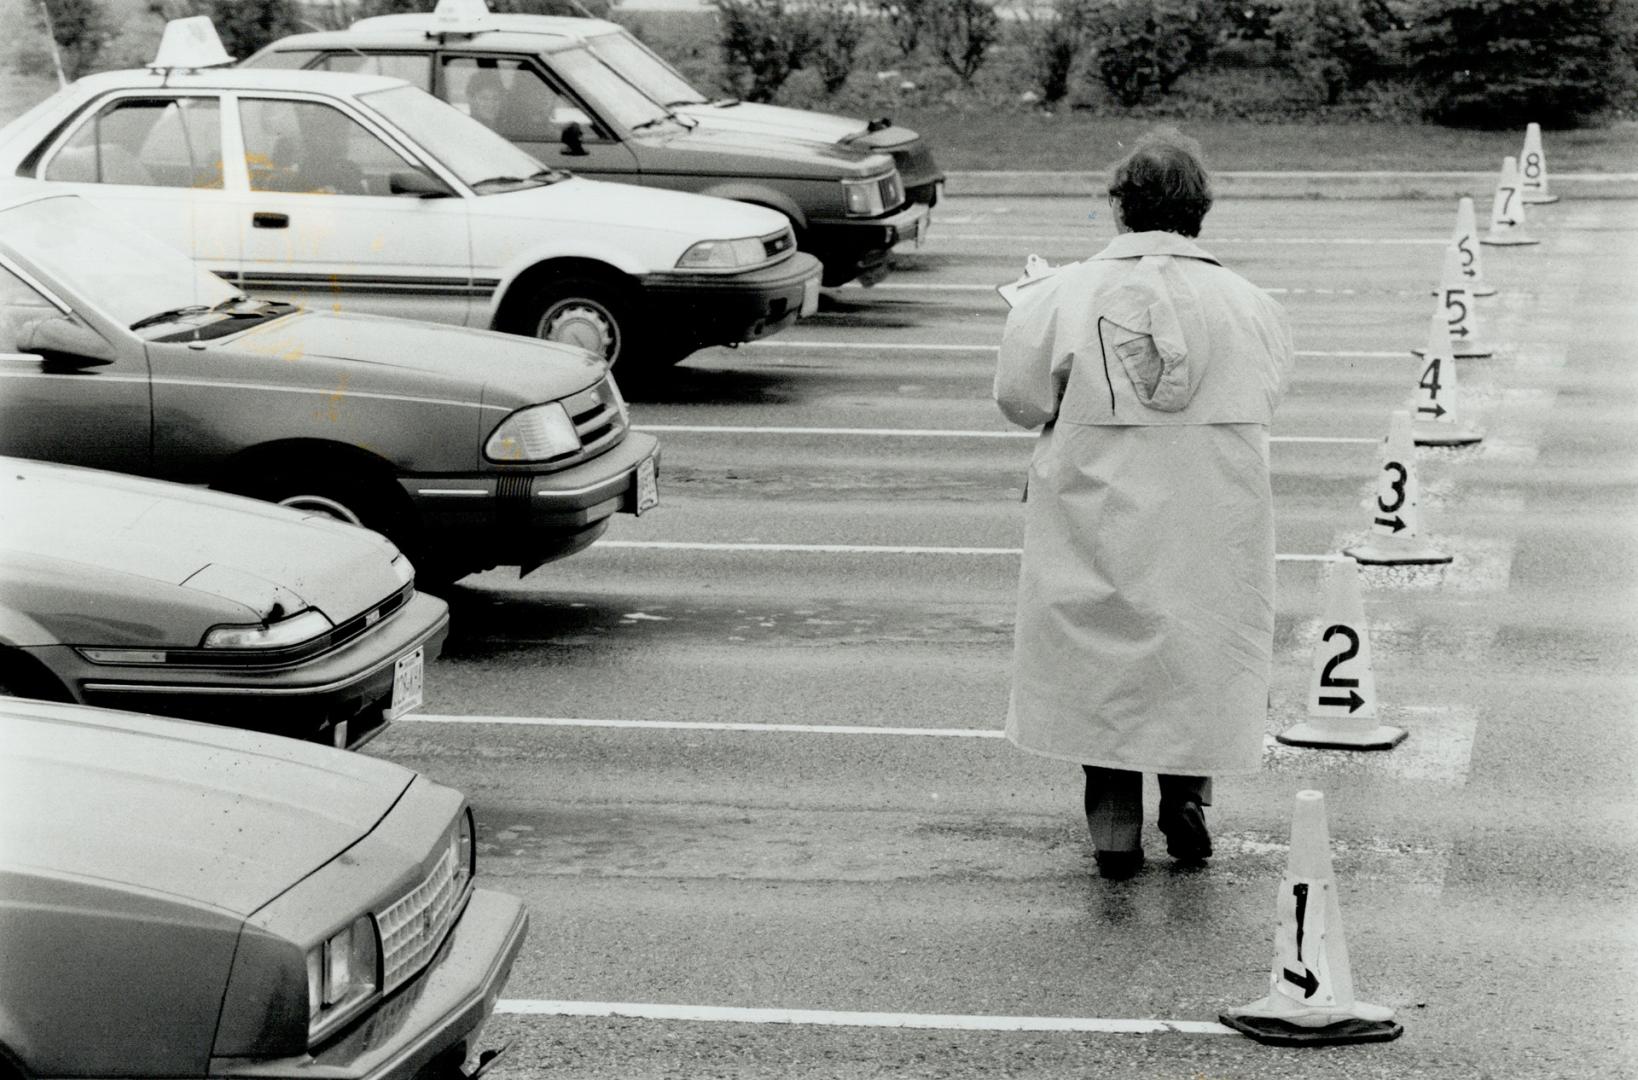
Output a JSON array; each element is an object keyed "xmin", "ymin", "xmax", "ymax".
[
  {"xmin": 1416, "ymin": 245, "xmax": 1493, "ymax": 360},
  {"xmin": 1482, "ymin": 155, "xmax": 1540, "ymax": 246},
  {"xmin": 1519, "ymin": 123, "xmax": 1558, "ymax": 205},
  {"xmin": 1221, "ymin": 790, "xmax": 1403, "ymax": 1045},
  {"xmin": 1411, "ymin": 308, "xmax": 1482, "ymax": 447},
  {"xmin": 1277, "ymin": 558, "xmax": 1406, "ymax": 750},
  {"xmin": 1344, "ymin": 411, "xmax": 1452, "ymax": 566}
]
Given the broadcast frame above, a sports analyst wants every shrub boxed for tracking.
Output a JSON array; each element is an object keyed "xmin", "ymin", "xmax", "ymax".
[
  {"xmin": 1271, "ymin": 0, "xmax": 1379, "ymax": 103},
  {"xmin": 202, "ymin": 0, "xmax": 301, "ymax": 58},
  {"xmin": 927, "ymin": 0, "xmax": 1002, "ymax": 84},
  {"xmin": 810, "ymin": 0, "xmax": 866, "ymax": 93},
  {"xmin": 33, "ymin": 0, "xmax": 117, "ymax": 79},
  {"xmin": 711, "ymin": 0, "xmax": 818, "ymax": 101},
  {"xmin": 1014, "ymin": 0, "xmax": 1091, "ymax": 104},
  {"xmin": 877, "ymin": 0, "xmax": 940, "ymax": 55},
  {"xmin": 1086, "ymin": 0, "xmax": 1221, "ymax": 105},
  {"xmin": 1407, "ymin": 0, "xmax": 1628, "ymax": 127}
]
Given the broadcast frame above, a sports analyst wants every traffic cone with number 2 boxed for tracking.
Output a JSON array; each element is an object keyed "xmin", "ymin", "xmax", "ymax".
[
  {"xmin": 1277, "ymin": 557, "xmax": 1406, "ymax": 750},
  {"xmin": 1411, "ymin": 308, "xmax": 1482, "ymax": 447},
  {"xmin": 1344, "ymin": 411, "xmax": 1452, "ymax": 566},
  {"xmin": 1220, "ymin": 790, "xmax": 1403, "ymax": 1045}
]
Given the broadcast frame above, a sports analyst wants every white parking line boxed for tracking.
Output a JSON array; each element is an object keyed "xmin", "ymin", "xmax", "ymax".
[
  {"xmin": 403, "ymin": 715, "xmax": 1005, "ymax": 737},
  {"xmin": 927, "ymin": 234, "xmax": 1447, "ymax": 246},
  {"xmin": 840, "ymin": 281, "xmax": 1386, "ymax": 297},
  {"xmin": 592, "ymin": 541, "xmax": 1343, "ymax": 562},
  {"xmin": 634, "ymin": 423, "xmax": 1375, "ymax": 445},
  {"xmin": 744, "ymin": 340, "xmax": 1404, "ymax": 359},
  {"xmin": 494, "ymin": 999, "xmax": 1234, "ymax": 1035}
]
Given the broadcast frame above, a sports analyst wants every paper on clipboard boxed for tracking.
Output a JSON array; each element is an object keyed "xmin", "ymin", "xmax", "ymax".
[{"xmin": 997, "ymin": 254, "xmax": 1061, "ymax": 308}]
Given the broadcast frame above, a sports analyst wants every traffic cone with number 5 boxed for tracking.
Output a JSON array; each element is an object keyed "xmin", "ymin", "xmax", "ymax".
[
  {"xmin": 1410, "ymin": 308, "xmax": 1482, "ymax": 447},
  {"xmin": 1519, "ymin": 123, "xmax": 1558, "ymax": 205},
  {"xmin": 1416, "ymin": 245, "xmax": 1493, "ymax": 360},
  {"xmin": 1220, "ymin": 790, "xmax": 1403, "ymax": 1045},
  {"xmin": 1431, "ymin": 197, "xmax": 1495, "ymax": 297},
  {"xmin": 1277, "ymin": 558, "xmax": 1406, "ymax": 750},
  {"xmin": 1482, "ymin": 156, "xmax": 1540, "ymax": 247},
  {"xmin": 1344, "ymin": 411, "xmax": 1452, "ymax": 566}
]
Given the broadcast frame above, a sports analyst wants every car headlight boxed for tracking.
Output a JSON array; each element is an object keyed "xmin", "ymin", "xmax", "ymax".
[
  {"xmin": 201, "ymin": 607, "xmax": 332, "ymax": 649},
  {"xmin": 306, "ymin": 915, "xmax": 379, "ymax": 1035},
  {"xmin": 454, "ymin": 805, "xmax": 475, "ymax": 890},
  {"xmin": 676, "ymin": 236, "xmax": 766, "ymax": 270},
  {"xmin": 842, "ymin": 176, "xmax": 887, "ymax": 217},
  {"xmin": 485, "ymin": 402, "xmax": 581, "ymax": 463},
  {"xmin": 390, "ymin": 553, "xmax": 415, "ymax": 588}
]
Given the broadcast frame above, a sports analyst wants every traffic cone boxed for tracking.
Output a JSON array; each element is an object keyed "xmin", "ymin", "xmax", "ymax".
[
  {"xmin": 1518, "ymin": 123, "xmax": 1558, "ymax": 205},
  {"xmin": 1481, "ymin": 156, "xmax": 1539, "ymax": 247},
  {"xmin": 1431, "ymin": 197, "xmax": 1495, "ymax": 298},
  {"xmin": 1415, "ymin": 245, "xmax": 1493, "ymax": 360},
  {"xmin": 1220, "ymin": 790, "xmax": 1403, "ymax": 1046},
  {"xmin": 1410, "ymin": 308, "xmax": 1482, "ymax": 448},
  {"xmin": 1277, "ymin": 559, "xmax": 1406, "ymax": 750},
  {"xmin": 1343, "ymin": 411, "xmax": 1452, "ymax": 566}
]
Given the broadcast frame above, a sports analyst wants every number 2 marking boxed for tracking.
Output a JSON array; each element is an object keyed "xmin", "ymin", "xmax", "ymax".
[
  {"xmin": 1377, "ymin": 461, "xmax": 1407, "ymax": 513},
  {"xmin": 1319, "ymin": 625, "xmax": 1360, "ymax": 687}
]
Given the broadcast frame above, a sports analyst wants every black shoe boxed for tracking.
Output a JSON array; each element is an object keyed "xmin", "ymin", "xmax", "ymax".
[
  {"xmin": 1094, "ymin": 849, "xmax": 1145, "ymax": 880},
  {"xmin": 1159, "ymin": 801, "xmax": 1212, "ymax": 862}
]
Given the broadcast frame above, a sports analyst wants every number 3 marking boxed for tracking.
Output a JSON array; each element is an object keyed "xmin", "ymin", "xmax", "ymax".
[
  {"xmin": 1320, "ymin": 625, "xmax": 1360, "ymax": 687},
  {"xmin": 1377, "ymin": 461, "xmax": 1407, "ymax": 514}
]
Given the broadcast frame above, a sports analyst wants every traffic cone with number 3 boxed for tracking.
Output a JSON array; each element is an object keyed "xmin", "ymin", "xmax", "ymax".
[
  {"xmin": 1411, "ymin": 308, "xmax": 1482, "ymax": 447},
  {"xmin": 1221, "ymin": 790, "xmax": 1403, "ymax": 1045},
  {"xmin": 1519, "ymin": 123, "xmax": 1558, "ymax": 205},
  {"xmin": 1344, "ymin": 411, "xmax": 1452, "ymax": 566},
  {"xmin": 1482, "ymin": 156, "xmax": 1539, "ymax": 247},
  {"xmin": 1416, "ymin": 245, "xmax": 1493, "ymax": 359},
  {"xmin": 1277, "ymin": 558, "xmax": 1406, "ymax": 750}
]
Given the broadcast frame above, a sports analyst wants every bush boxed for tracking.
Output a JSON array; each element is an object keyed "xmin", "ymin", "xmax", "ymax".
[
  {"xmin": 1271, "ymin": 0, "xmax": 1379, "ymax": 103},
  {"xmin": 927, "ymin": 0, "xmax": 1002, "ymax": 83},
  {"xmin": 202, "ymin": 0, "xmax": 301, "ymax": 58},
  {"xmin": 1407, "ymin": 0, "xmax": 1629, "ymax": 127},
  {"xmin": 810, "ymin": 0, "xmax": 866, "ymax": 93},
  {"xmin": 33, "ymin": 0, "xmax": 117, "ymax": 79},
  {"xmin": 1086, "ymin": 0, "xmax": 1221, "ymax": 105},
  {"xmin": 1014, "ymin": 0, "xmax": 1091, "ymax": 104},
  {"xmin": 877, "ymin": 0, "xmax": 940, "ymax": 55},
  {"xmin": 711, "ymin": 0, "xmax": 818, "ymax": 101}
]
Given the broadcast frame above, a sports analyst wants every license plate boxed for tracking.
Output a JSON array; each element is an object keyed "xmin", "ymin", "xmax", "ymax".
[
  {"xmin": 385, "ymin": 647, "xmax": 424, "ymax": 720},
  {"xmin": 634, "ymin": 454, "xmax": 658, "ymax": 515},
  {"xmin": 800, "ymin": 275, "xmax": 820, "ymax": 318}
]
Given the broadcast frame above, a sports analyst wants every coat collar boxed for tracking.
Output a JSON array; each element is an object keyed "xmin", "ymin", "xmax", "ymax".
[{"xmin": 1091, "ymin": 231, "xmax": 1220, "ymax": 265}]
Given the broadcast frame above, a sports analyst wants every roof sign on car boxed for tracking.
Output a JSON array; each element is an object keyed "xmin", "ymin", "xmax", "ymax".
[
  {"xmin": 149, "ymin": 17, "xmax": 234, "ymax": 72},
  {"xmin": 434, "ymin": 0, "xmax": 494, "ymax": 17}
]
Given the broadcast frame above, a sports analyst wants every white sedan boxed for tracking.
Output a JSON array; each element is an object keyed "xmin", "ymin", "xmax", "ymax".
[{"xmin": 0, "ymin": 18, "xmax": 822, "ymax": 378}]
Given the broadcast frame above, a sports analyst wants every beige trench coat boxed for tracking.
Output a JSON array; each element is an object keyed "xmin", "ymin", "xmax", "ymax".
[{"xmin": 994, "ymin": 231, "xmax": 1295, "ymax": 775}]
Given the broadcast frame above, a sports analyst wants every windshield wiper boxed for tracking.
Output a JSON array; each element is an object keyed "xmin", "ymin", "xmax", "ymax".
[
  {"xmin": 129, "ymin": 305, "xmax": 211, "ymax": 331},
  {"xmin": 666, "ymin": 97, "xmax": 710, "ymax": 108}
]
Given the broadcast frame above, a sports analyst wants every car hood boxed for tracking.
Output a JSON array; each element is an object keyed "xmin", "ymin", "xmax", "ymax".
[
  {"xmin": 675, "ymin": 100, "xmax": 916, "ymax": 154},
  {"xmin": 632, "ymin": 123, "xmax": 892, "ymax": 179},
  {"xmin": 0, "ymin": 700, "xmax": 415, "ymax": 917},
  {"xmin": 492, "ymin": 175, "xmax": 790, "ymax": 238},
  {"xmin": 1, "ymin": 459, "xmax": 401, "ymax": 628}
]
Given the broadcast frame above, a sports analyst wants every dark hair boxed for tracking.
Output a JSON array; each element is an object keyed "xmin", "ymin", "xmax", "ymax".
[{"xmin": 1107, "ymin": 129, "xmax": 1213, "ymax": 237}]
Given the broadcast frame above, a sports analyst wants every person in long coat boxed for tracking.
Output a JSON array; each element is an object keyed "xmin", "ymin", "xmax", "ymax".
[{"xmin": 993, "ymin": 131, "xmax": 1295, "ymax": 879}]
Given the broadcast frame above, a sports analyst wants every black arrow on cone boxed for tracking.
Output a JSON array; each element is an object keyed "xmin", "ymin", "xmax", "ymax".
[
  {"xmin": 1374, "ymin": 515, "xmax": 1406, "ymax": 532},
  {"xmin": 1282, "ymin": 966, "xmax": 1321, "ymax": 999},
  {"xmin": 1450, "ymin": 325, "xmax": 1470, "ymax": 338},
  {"xmin": 1418, "ymin": 404, "xmax": 1447, "ymax": 418},
  {"xmin": 1318, "ymin": 690, "xmax": 1365, "ymax": 712}
]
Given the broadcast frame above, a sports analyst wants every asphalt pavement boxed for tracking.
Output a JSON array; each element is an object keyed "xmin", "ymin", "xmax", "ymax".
[{"xmin": 365, "ymin": 193, "xmax": 1638, "ymax": 1078}]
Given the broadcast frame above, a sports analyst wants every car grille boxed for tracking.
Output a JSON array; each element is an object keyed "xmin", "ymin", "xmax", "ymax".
[{"xmin": 378, "ymin": 842, "xmax": 462, "ymax": 994}]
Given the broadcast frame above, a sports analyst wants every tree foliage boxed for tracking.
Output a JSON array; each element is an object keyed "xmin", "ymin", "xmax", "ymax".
[
  {"xmin": 711, "ymin": 0, "xmax": 818, "ymax": 101},
  {"xmin": 1014, "ymin": 0, "xmax": 1091, "ymax": 104},
  {"xmin": 1086, "ymin": 0, "xmax": 1220, "ymax": 104},
  {"xmin": 928, "ymin": 0, "xmax": 1002, "ymax": 83},
  {"xmin": 33, "ymin": 0, "xmax": 116, "ymax": 79},
  {"xmin": 1271, "ymin": 0, "xmax": 1378, "ymax": 103}
]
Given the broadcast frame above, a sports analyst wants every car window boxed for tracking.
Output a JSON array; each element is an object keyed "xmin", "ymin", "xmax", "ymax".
[
  {"xmin": 545, "ymin": 46, "xmax": 677, "ymax": 132},
  {"xmin": 42, "ymin": 96, "xmax": 224, "ymax": 190},
  {"xmin": 586, "ymin": 31, "xmax": 706, "ymax": 107},
  {"xmin": 239, "ymin": 98, "xmax": 422, "ymax": 196},
  {"xmin": 0, "ymin": 263, "xmax": 60, "ymax": 354},
  {"xmin": 240, "ymin": 47, "xmax": 321, "ymax": 69},
  {"xmin": 443, "ymin": 56, "xmax": 592, "ymax": 143},
  {"xmin": 319, "ymin": 52, "xmax": 433, "ymax": 88}
]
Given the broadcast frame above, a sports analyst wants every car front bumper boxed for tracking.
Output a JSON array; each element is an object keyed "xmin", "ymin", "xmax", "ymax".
[
  {"xmin": 639, "ymin": 252, "xmax": 822, "ymax": 349},
  {"xmin": 211, "ymin": 888, "xmax": 529, "ymax": 1080},
  {"xmin": 403, "ymin": 431, "xmax": 661, "ymax": 576},
  {"xmin": 52, "ymin": 591, "xmax": 449, "ymax": 749},
  {"xmin": 804, "ymin": 201, "xmax": 931, "ymax": 285}
]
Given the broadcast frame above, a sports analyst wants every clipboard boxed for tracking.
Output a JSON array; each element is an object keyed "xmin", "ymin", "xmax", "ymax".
[{"xmin": 997, "ymin": 254, "xmax": 1060, "ymax": 308}]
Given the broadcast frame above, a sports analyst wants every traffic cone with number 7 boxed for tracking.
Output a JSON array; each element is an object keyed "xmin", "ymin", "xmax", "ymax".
[
  {"xmin": 1277, "ymin": 558, "xmax": 1406, "ymax": 750},
  {"xmin": 1220, "ymin": 790, "xmax": 1404, "ymax": 1045},
  {"xmin": 1343, "ymin": 410, "xmax": 1452, "ymax": 566},
  {"xmin": 1482, "ymin": 155, "xmax": 1540, "ymax": 247},
  {"xmin": 1411, "ymin": 308, "xmax": 1482, "ymax": 447}
]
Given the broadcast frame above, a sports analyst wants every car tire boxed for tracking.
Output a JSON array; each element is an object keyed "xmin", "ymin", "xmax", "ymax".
[{"xmin": 514, "ymin": 272, "xmax": 644, "ymax": 370}]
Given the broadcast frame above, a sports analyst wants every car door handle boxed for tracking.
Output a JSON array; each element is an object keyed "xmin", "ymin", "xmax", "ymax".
[{"xmin": 252, "ymin": 212, "xmax": 289, "ymax": 229}]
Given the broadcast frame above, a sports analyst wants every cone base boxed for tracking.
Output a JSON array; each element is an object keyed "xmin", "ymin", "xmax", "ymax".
[
  {"xmin": 1219, "ymin": 1012, "xmax": 1404, "ymax": 1047},
  {"xmin": 1277, "ymin": 721, "xmax": 1408, "ymax": 750},
  {"xmin": 1413, "ymin": 425, "xmax": 1483, "ymax": 447},
  {"xmin": 1412, "ymin": 344, "xmax": 1494, "ymax": 359},
  {"xmin": 1343, "ymin": 540, "xmax": 1453, "ymax": 566},
  {"xmin": 1481, "ymin": 233, "xmax": 1540, "ymax": 246},
  {"xmin": 1522, "ymin": 193, "xmax": 1559, "ymax": 205}
]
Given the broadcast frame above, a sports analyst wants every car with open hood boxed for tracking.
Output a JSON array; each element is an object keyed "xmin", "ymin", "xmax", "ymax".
[
  {"xmin": 0, "ymin": 189, "xmax": 660, "ymax": 584},
  {"xmin": 0, "ymin": 457, "xmax": 449, "ymax": 749},
  {"xmin": 243, "ymin": 0, "xmax": 934, "ymax": 287},
  {"xmin": 0, "ymin": 17, "xmax": 823, "ymax": 375},
  {"xmin": 0, "ymin": 697, "xmax": 528, "ymax": 1079}
]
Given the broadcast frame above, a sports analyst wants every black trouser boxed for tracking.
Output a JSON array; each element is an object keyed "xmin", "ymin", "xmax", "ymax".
[{"xmin": 1082, "ymin": 766, "xmax": 1212, "ymax": 852}]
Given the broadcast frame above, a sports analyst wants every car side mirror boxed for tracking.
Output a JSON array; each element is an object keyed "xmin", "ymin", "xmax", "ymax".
[
  {"xmin": 389, "ymin": 169, "xmax": 454, "ymax": 198},
  {"xmin": 560, "ymin": 122, "xmax": 587, "ymax": 157},
  {"xmin": 21, "ymin": 318, "xmax": 114, "ymax": 368}
]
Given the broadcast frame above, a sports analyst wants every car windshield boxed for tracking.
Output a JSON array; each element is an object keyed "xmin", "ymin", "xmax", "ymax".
[
  {"xmin": 586, "ymin": 31, "xmax": 707, "ymax": 107},
  {"xmin": 360, "ymin": 84, "xmax": 558, "ymax": 190},
  {"xmin": 0, "ymin": 197, "xmax": 239, "ymax": 329},
  {"xmin": 549, "ymin": 45, "xmax": 681, "ymax": 131}
]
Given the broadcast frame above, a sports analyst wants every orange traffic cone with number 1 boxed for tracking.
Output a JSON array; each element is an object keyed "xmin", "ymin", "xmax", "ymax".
[
  {"xmin": 1415, "ymin": 245, "xmax": 1493, "ymax": 360},
  {"xmin": 1411, "ymin": 308, "xmax": 1482, "ymax": 447},
  {"xmin": 1431, "ymin": 197, "xmax": 1495, "ymax": 297},
  {"xmin": 1220, "ymin": 790, "xmax": 1403, "ymax": 1046},
  {"xmin": 1482, "ymin": 156, "xmax": 1539, "ymax": 247},
  {"xmin": 1277, "ymin": 558, "xmax": 1406, "ymax": 750},
  {"xmin": 1519, "ymin": 123, "xmax": 1558, "ymax": 205},
  {"xmin": 1344, "ymin": 410, "xmax": 1452, "ymax": 566}
]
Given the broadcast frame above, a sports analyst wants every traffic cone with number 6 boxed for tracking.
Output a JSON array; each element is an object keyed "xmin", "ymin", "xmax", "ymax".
[
  {"xmin": 1344, "ymin": 411, "xmax": 1452, "ymax": 566},
  {"xmin": 1482, "ymin": 156, "xmax": 1539, "ymax": 247},
  {"xmin": 1221, "ymin": 790, "xmax": 1403, "ymax": 1045},
  {"xmin": 1415, "ymin": 245, "xmax": 1493, "ymax": 360},
  {"xmin": 1431, "ymin": 197, "xmax": 1495, "ymax": 297},
  {"xmin": 1277, "ymin": 558, "xmax": 1406, "ymax": 750},
  {"xmin": 1411, "ymin": 308, "xmax": 1482, "ymax": 447},
  {"xmin": 1519, "ymin": 123, "xmax": 1558, "ymax": 205}
]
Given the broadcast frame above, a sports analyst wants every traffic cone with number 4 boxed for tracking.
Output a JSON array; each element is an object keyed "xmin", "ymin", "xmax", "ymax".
[
  {"xmin": 1221, "ymin": 790, "xmax": 1403, "ymax": 1045},
  {"xmin": 1519, "ymin": 123, "xmax": 1558, "ymax": 205},
  {"xmin": 1411, "ymin": 308, "xmax": 1482, "ymax": 447},
  {"xmin": 1344, "ymin": 411, "xmax": 1452, "ymax": 566},
  {"xmin": 1482, "ymin": 156, "xmax": 1540, "ymax": 247}
]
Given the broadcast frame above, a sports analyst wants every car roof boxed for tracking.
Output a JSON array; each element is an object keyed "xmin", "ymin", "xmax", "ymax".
[
  {"xmin": 268, "ymin": 13, "xmax": 623, "ymax": 54},
  {"xmin": 65, "ymin": 64, "xmax": 408, "ymax": 98}
]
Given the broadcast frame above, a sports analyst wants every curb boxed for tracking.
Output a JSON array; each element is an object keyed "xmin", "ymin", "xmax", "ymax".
[{"xmin": 946, "ymin": 170, "xmax": 1638, "ymax": 200}]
